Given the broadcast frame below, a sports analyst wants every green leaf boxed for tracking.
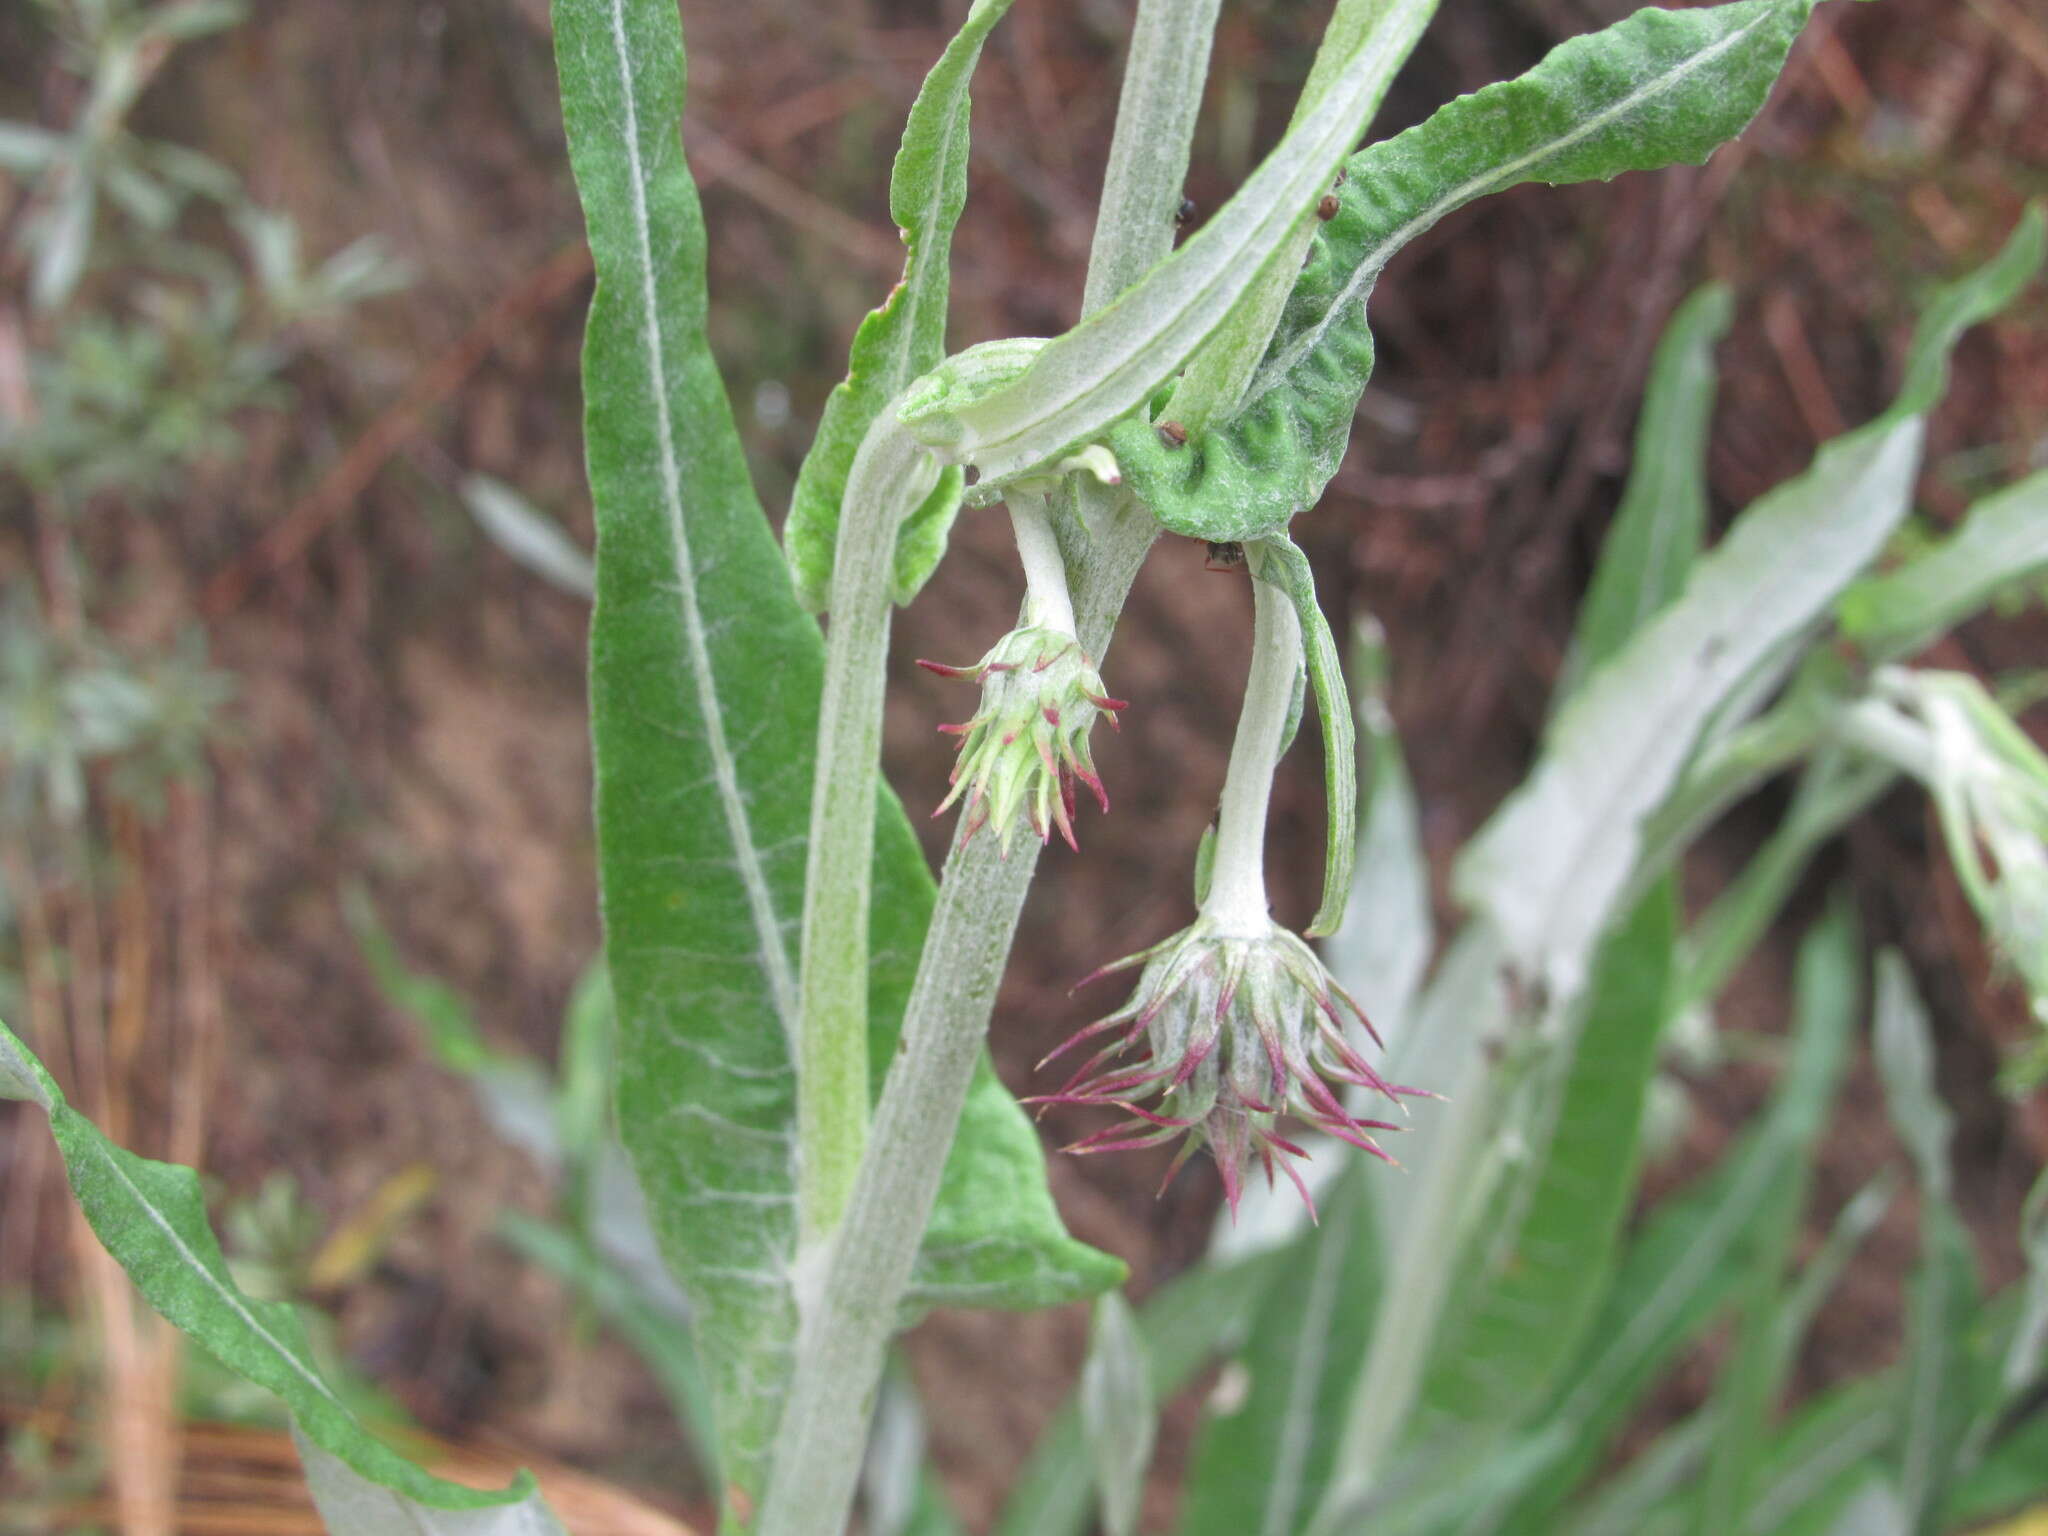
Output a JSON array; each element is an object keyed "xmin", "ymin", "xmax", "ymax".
[
  {"xmin": 1873, "ymin": 951, "xmax": 1981, "ymax": 1525},
  {"xmin": 552, "ymin": 0, "xmax": 1118, "ymax": 1508},
  {"xmin": 1561, "ymin": 282, "xmax": 1730, "ymax": 701},
  {"xmin": 783, "ymin": 0, "xmax": 1016, "ymax": 611},
  {"xmin": 1166, "ymin": 0, "xmax": 1439, "ymax": 432},
  {"xmin": 293, "ymin": 1431, "xmax": 568, "ymax": 1536},
  {"xmin": 1839, "ymin": 466, "xmax": 2048, "ymax": 660},
  {"xmin": 1943, "ymin": 1395, "xmax": 2048, "ymax": 1530},
  {"xmin": 1414, "ymin": 882, "xmax": 1678, "ymax": 1441},
  {"xmin": 1111, "ymin": 0, "xmax": 1814, "ymax": 543},
  {"xmin": 995, "ymin": 1250, "xmax": 1291, "ymax": 1536},
  {"xmin": 0, "ymin": 1017, "xmax": 545, "ymax": 1517},
  {"xmin": 1739, "ymin": 1375, "xmax": 1898, "ymax": 1536},
  {"xmin": 1455, "ymin": 211, "xmax": 2044, "ymax": 993},
  {"xmin": 1080, "ymin": 1294, "xmax": 1155, "ymax": 1536},
  {"xmin": 1322, "ymin": 615, "xmax": 1433, "ymax": 1048},
  {"xmin": 1178, "ymin": 1167, "xmax": 1382, "ymax": 1536},
  {"xmin": 460, "ymin": 473, "xmax": 597, "ymax": 599},
  {"xmin": 1255, "ymin": 536, "xmax": 1357, "ymax": 934},
  {"xmin": 1488, "ymin": 907, "xmax": 1855, "ymax": 1530},
  {"xmin": 1694, "ymin": 903, "xmax": 1862, "ymax": 1532},
  {"xmin": 901, "ymin": 9, "xmax": 1436, "ymax": 486}
]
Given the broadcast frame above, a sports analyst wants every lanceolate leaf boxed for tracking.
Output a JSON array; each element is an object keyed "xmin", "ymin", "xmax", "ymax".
[
  {"xmin": 1695, "ymin": 907, "xmax": 1862, "ymax": 1532},
  {"xmin": 1256, "ymin": 535, "xmax": 1357, "ymax": 935},
  {"xmin": 1323, "ymin": 615, "xmax": 1433, "ymax": 1053},
  {"xmin": 1838, "ymin": 466, "xmax": 2048, "ymax": 661},
  {"xmin": 1455, "ymin": 213, "xmax": 2045, "ymax": 990},
  {"xmin": 553, "ymin": 0, "xmax": 1117, "ymax": 1512},
  {"xmin": 294, "ymin": 1433, "xmax": 569, "ymax": 1536},
  {"xmin": 783, "ymin": 0, "xmax": 1017, "ymax": 611},
  {"xmin": 1111, "ymin": 0, "xmax": 1813, "ymax": 543},
  {"xmin": 1179, "ymin": 1166, "xmax": 1383, "ymax": 1536},
  {"xmin": 1080, "ymin": 1294, "xmax": 1155, "ymax": 1536},
  {"xmin": 1561, "ymin": 282, "xmax": 1730, "ymax": 701},
  {"xmin": 1873, "ymin": 952, "xmax": 1982, "ymax": 1524},
  {"xmin": 1483, "ymin": 906, "xmax": 1854, "ymax": 1531},
  {"xmin": 1413, "ymin": 883, "xmax": 1678, "ymax": 1442},
  {"xmin": 0, "ymin": 1018, "xmax": 548, "ymax": 1520}
]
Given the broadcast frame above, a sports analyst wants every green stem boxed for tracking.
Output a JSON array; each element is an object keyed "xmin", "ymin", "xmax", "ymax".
[
  {"xmin": 759, "ymin": 0, "xmax": 1220, "ymax": 1515},
  {"xmin": 1080, "ymin": 0, "xmax": 1224, "ymax": 318},
  {"xmin": 1011, "ymin": 492, "xmax": 1079, "ymax": 636},
  {"xmin": 795, "ymin": 423, "xmax": 939, "ymax": 1244},
  {"xmin": 758, "ymin": 496, "xmax": 1158, "ymax": 1536},
  {"xmin": 1202, "ymin": 562, "xmax": 1299, "ymax": 935}
]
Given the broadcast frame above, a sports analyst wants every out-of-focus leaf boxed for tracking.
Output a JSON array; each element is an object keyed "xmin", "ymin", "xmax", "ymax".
[
  {"xmin": 1695, "ymin": 902, "xmax": 1862, "ymax": 1532},
  {"xmin": 995, "ymin": 1250, "xmax": 1290, "ymax": 1536},
  {"xmin": 1561, "ymin": 282, "xmax": 1729, "ymax": 701},
  {"xmin": 1819, "ymin": 1476, "xmax": 1912, "ymax": 1536},
  {"xmin": 1484, "ymin": 904, "xmax": 1856, "ymax": 1532},
  {"xmin": 461, "ymin": 473, "xmax": 597, "ymax": 599},
  {"xmin": 293, "ymin": 1431, "xmax": 568, "ymax": 1536},
  {"xmin": 782, "ymin": 0, "xmax": 1015, "ymax": 610},
  {"xmin": 1080, "ymin": 1293, "xmax": 1154, "ymax": 1536},
  {"xmin": 1179, "ymin": 1166, "xmax": 1380, "ymax": 1536},
  {"xmin": 1839, "ymin": 468, "xmax": 2048, "ymax": 659},
  {"xmin": 1414, "ymin": 883, "xmax": 1678, "ymax": 1441},
  {"xmin": 1324, "ymin": 616, "xmax": 1432, "ymax": 1056},
  {"xmin": 0, "ymin": 121, "xmax": 62, "ymax": 173},
  {"xmin": 30, "ymin": 175, "xmax": 96, "ymax": 312},
  {"xmin": 1456, "ymin": 210, "xmax": 2045, "ymax": 995},
  {"xmin": 0, "ymin": 1017, "xmax": 545, "ymax": 1516},
  {"xmin": 1874, "ymin": 951, "xmax": 1981, "ymax": 1524},
  {"xmin": 1944, "ymin": 1402, "xmax": 2048, "ymax": 1530}
]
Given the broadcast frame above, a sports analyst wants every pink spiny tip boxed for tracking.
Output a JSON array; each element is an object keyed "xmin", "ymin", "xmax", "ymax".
[
  {"xmin": 915, "ymin": 658, "xmax": 977, "ymax": 679},
  {"xmin": 1169, "ymin": 1037, "xmax": 1215, "ymax": 1088},
  {"xmin": 1270, "ymin": 1143, "xmax": 1319, "ymax": 1221},
  {"xmin": 1073, "ymin": 767, "xmax": 1109, "ymax": 814},
  {"xmin": 1085, "ymin": 692, "xmax": 1130, "ymax": 713},
  {"xmin": 1219, "ymin": 1156, "xmax": 1244, "ymax": 1221}
]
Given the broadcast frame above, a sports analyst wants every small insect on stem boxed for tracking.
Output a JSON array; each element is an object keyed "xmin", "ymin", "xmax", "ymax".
[
  {"xmin": 1175, "ymin": 195, "xmax": 1197, "ymax": 228},
  {"xmin": 1204, "ymin": 541, "xmax": 1246, "ymax": 573},
  {"xmin": 1317, "ymin": 193, "xmax": 1339, "ymax": 221},
  {"xmin": 1157, "ymin": 420, "xmax": 1188, "ymax": 448}
]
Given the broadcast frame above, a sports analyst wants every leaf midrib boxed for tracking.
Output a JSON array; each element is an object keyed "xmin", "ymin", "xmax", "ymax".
[
  {"xmin": 1252, "ymin": 4, "xmax": 1780, "ymax": 402},
  {"xmin": 602, "ymin": 0, "xmax": 799, "ymax": 1036}
]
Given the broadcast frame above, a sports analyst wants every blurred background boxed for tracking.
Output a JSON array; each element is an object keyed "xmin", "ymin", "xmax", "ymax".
[{"xmin": 0, "ymin": 0, "xmax": 2043, "ymax": 1529}]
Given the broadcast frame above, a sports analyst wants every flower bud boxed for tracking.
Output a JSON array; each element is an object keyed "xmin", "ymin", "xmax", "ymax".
[
  {"xmin": 1031, "ymin": 917, "xmax": 1425, "ymax": 1217},
  {"xmin": 919, "ymin": 626, "xmax": 1126, "ymax": 854}
]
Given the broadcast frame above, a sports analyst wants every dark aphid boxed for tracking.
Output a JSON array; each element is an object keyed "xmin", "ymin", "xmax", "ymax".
[
  {"xmin": 1334, "ymin": 167, "xmax": 1347, "ymax": 187},
  {"xmin": 1317, "ymin": 193, "xmax": 1339, "ymax": 221},
  {"xmin": 1204, "ymin": 541, "xmax": 1246, "ymax": 571},
  {"xmin": 1157, "ymin": 420, "xmax": 1188, "ymax": 448},
  {"xmin": 1175, "ymin": 196, "xmax": 1197, "ymax": 227}
]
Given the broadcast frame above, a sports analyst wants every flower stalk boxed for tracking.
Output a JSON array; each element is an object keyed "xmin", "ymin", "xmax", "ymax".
[{"xmin": 918, "ymin": 493, "xmax": 1127, "ymax": 853}]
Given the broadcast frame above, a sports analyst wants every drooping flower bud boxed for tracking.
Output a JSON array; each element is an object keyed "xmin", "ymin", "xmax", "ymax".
[
  {"xmin": 1030, "ymin": 916, "xmax": 1425, "ymax": 1218},
  {"xmin": 919, "ymin": 625, "xmax": 1126, "ymax": 854}
]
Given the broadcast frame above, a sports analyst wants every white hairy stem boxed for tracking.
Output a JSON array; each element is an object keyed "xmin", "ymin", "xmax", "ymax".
[{"xmin": 1202, "ymin": 567, "xmax": 1301, "ymax": 936}]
